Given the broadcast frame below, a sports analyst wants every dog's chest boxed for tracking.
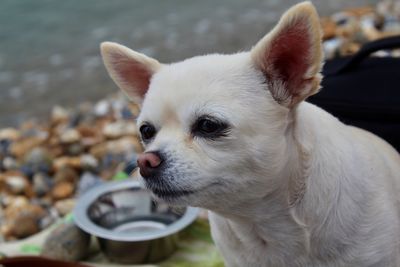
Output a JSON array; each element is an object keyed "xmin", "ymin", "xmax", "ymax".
[{"xmin": 208, "ymin": 211, "xmax": 309, "ymax": 267}]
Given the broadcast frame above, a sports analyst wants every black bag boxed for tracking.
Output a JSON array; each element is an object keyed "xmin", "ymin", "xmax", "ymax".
[{"xmin": 308, "ymin": 36, "xmax": 400, "ymax": 152}]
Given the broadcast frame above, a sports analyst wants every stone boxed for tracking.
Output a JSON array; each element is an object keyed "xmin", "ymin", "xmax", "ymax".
[
  {"xmin": 53, "ymin": 156, "xmax": 81, "ymax": 171},
  {"xmin": 1, "ymin": 171, "xmax": 29, "ymax": 195},
  {"xmin": 5, "ymin": 200, "xmax": 45, "ymax": 219},
  {"xmin": 101, "ymin": 153, "xmax": 125, "ymax": 170},
  {"xmin": 68, "ymin": 113, "xmax": 82, "ymax": 128},
  {"xmin": 11, "ymin": 213, "xmax": 40, "ymax": 238},
  {"xmin": 128, "ymin": 103, "xmax": 141, "ymax": 117},
  {"xmin": 321, "ymin": 17, "xmax": 337, "ymax": 40},
  {"xmin": 23, "ymin": 147, "xmax": 52, "ymax": 172},
  {"xmin": 31, "ymin": 196, "xmax": 53, "ymax": 209},
  {"xmin": 10, "ymin": 137, "xmax": 45, "ymax": 159},
  {"xmin": 100, "ymin": 169, "xmax": 114, "ymax": 181},
  {"xmin": 120, "ymin": 106, "xmax": 134, "ymax": 119},
  {"xmin": 77, "ymin": 124, "xmax": 103, "ymax": 147},
  {"xmin": 104, "ymin": 136, "xmax": 143, "ymax": 155},
  {"xmin": 103, "ymin": 121, "xmax": 137, "ymax": 139},
  {"xmin": 323, "ymin": 38, "xmax": 343, "ymax": 59},
  {"xmin": 39, "ymin": 213, "xmax": 56, "ymax": 229},
  {"xmin": 3, "ymin": 196, "xmax": 29, "ymax": 211},
  {"xmin": 54, "ymin": 166, "xmax": 79, "ymax": 184},
  {"xmin": 77, "ymin": 125, "xmax": 97, "ymax": 138},
  {"xmin": 77, "ymin": 172, "xmax": 103, "ymax": 195},
  {"xmin": 51, "ymin": 106, "xmax": 70, "ymax": 124},
  {"xmin": 5, "ymin": 202, "xmax": 46, "ymax": 239},
  {"xmin": 66, "ymin": 143, "xmax": 84, "ymax": 156},
  {"xmin": 60, "ymin": 128, "xmax": 81, "ymax": 144},
  {"xmin": 123, "ymin": 155, "xmax": 138, "ymax": 175},
  {"xmin": 33, "ymin": 172, "xmax": 53, "ymax": 197},
  {"xmin": 94, "ymin": 100, "xmax": 110, "ymax": 117},
  {"xmin": 0, "ymin": 139, "xmax": 12, "ymax": 156},
  {"xmin": 0, "ymin": 224, "xmax": 13, "ymax": 240},
  {"xmin": 19, "ymin": 164, "xmax": 35, "ymax": 179},
  {"xmin": 339, "ymin": 41, "xmax": 362, "ymax": 56},
  {"xmin": 79, "ymin": 154, "xmax": 99, "ymax": 171},
  {"xmin": 2, "ymin": 156, "xmax": 18, "ymax": 170},
  {"xmin": 0, "ymin": 128, "xmax": 20, "ymax": 141},
  {"xmin": 89, "ymin": 143, "xmax": 107, "ymax": 159},
  {"xmin": 54, "ymin": 198, "xmax": 76, "ymax": 216},
  {"xmin": 6, "ymin": 175, "xmax": 27, "ymax": 194},
  {"xmin": 51, "ymin": 181, "xmax": 74, "ymax": 201},
  {"xmin": 41, "ymin": 222, "xmax": 90, "ymax": 262}
]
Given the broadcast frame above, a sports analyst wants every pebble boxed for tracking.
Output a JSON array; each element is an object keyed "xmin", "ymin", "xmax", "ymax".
[
  {"xmin": 11, "ymin": 213, "xmax": 41, "ymax": 239},
  {"xmin": 39, "ymin": 212, "xmax": 56, "ymax": 229},
  {"xmin": 10, "ymin": 137, "xmax": 45, "ymax": 159},
  {"xmin": 94, "ymin": 100, "xmax": 110, "ymax": 117},
  {"xmin": 41, "ymin": 222, "xmax": 91, "ymax": 262},
  {"xmin": 80, "ymin": 154, "xmax": 99, "ymax": 171},
  {"xmin": 66, "ymin": 143, "xmax": 84, "ymax": 156},
  {"xmin": 23, "ymin": 147, "xmax": 52, "ymax": 172},
  {"xmin": 77, "ymin": 172, "xmax": 103, "ymax": 195},
  {"xmin": 51, "ymin": 106, "xmax": 70, "ymax": 124},
  {"xmin": 2, "ymin": 172, "xmax": 29, "ymax": 195},
  {"xmin": 123, "ymin": 155, "xmax": 138, "ymax": 175},
  {"xmin": 108, "ymin": 136, "xmax": 142, "ymax": 154},
  {"xmin": 2, "ymin": 156, "xmax": 18, "ymax": 170},
  {"xmin": 53, "ymin": 156, "xmax": 81, "ymax": 171},
  {"xmin": 54, "ymin": 166, "xmax": 79, "ymax": 184},
  {"xmin": 89, "ymin": 142, "xmax": 107, "ymax": 159},
  {"xmin": 33, "ymin": 172, "xmax": 53, "ymax": 197},
  {"xmin": 102, "ymin": 153, "xmax": 125, "ymax": 170},
  {"xmin": 128, "ymin": 103, "xmax": 141, "ymax": 117},
  {"xmin": 60, "ymin": 128, "xmax": 81, "ymax": 144},
  {"xmin": 0, "ymin": 128, "xmax": 21, "ymax": 141},
  {"xmin": 54, "ymin": 198, "xmax": 76, "ymax": 216},
  {"xmin": 103, "ymin": 121, "xmax": 137, "ymax": 139},
  {"xmin": 51, "ymin": 181, "xmax": 74, "ymax": 201},
  {"xmin": 3, "ymin": 196, "xmax": 29, "ymax": 211},
  {"xmin": 0, "ymin": 224, "xmax": 13, "ymax": 240},
  {"xmin": 120, "ymin": 106, "xmax": 134, "ymax": 119},
  {"xmin": 0, "ymin": 139, "xmax": 12, "ymax": 156},
  {"xmin": 5, "ymin": 203, "xmax": 46, "ymax": 239},
  {"xmin": 19, "ymin": 164, "xmax": 35, "ymax": 179}
]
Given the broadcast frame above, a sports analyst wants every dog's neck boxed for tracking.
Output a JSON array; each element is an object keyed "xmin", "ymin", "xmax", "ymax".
[
  {"xmin": 213, "ymin": 103, "xmax": 308, "ymax": 217},
  {"xmin": 209, "ymin": 103, "xmax": 313, "ymax": 256}
]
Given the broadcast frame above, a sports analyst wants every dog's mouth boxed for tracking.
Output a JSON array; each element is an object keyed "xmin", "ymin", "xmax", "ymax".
[{"xmin": 151, "ymin": 188, "xmax": 194, "ymax": 199}]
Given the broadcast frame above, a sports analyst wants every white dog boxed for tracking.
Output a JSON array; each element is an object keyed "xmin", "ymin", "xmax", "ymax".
[{"xmin": 100, "ymin": 2, "xmax": 400, "ymax": 266}]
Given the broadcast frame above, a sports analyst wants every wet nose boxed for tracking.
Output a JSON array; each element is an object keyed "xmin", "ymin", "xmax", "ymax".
[{"xmin": 137, "ymin": 152, "xmax": 163, "ymax": 179}]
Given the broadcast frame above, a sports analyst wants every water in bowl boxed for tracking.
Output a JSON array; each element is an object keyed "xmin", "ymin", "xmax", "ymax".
[
  {"xmin": 113, "ymin": 220, "xmax": 167, "ymax": 233},
  {"xmin": 110, "ymin": 214, "xmax": 175, "ymax": 234}
]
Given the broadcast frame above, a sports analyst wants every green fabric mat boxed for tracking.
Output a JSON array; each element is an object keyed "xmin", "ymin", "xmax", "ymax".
[{"xmin": 159, "ymin": 219, "xmax": 223, "ymax": 267}]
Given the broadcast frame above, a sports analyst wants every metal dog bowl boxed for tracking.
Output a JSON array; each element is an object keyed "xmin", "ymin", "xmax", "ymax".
[{"xmin": 73, "ymin": 180, "xmax": 199, "ymax": 264}]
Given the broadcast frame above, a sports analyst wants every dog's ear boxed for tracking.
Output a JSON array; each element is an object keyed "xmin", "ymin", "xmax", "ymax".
[
  {"xmin": 100, "ymin": 42, "xmax": 161, "ymax": 104},
  {"xmin": 251, "ymin": 2, "xmax": 323, "ymax": 108}
]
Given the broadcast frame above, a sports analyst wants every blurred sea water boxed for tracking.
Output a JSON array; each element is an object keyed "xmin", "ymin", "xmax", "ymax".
[{"xmin": 0, "ymin": 0, "xmax": 378, "ymax": 127}]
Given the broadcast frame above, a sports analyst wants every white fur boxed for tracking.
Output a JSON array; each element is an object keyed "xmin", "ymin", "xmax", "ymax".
[{"xmin": 101, "ymin": 2, "xmax": 400, "ymax": 266}]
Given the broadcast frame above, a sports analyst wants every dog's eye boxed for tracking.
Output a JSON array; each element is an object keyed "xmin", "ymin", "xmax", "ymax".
[
  {"xmin": 197, "ymin": 119, "xmax": 220, "ymax": 133},
  {"xmin": 140, "ymin": 123, "xmax": 156, "ymax": 141},
  {"xmin": 192, "ymin": 117, "xmax": 230, "ymax": 139}
]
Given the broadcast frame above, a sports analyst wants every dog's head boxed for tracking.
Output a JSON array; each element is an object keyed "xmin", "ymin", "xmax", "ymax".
[{"xmin": 100, "ymin": 2, "xmax": 323, "ymax": 210}]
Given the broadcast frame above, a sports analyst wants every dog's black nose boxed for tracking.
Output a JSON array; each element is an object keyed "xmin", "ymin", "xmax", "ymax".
[{"xmin": 137, "ymin": 151, "xmax": 164, "ymax": 179}]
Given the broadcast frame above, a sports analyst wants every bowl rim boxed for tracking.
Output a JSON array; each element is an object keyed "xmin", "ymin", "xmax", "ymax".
[{"xmin": 73, "ymin": 180, "xmax": 199, "ymax": 241}]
